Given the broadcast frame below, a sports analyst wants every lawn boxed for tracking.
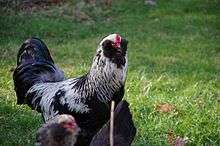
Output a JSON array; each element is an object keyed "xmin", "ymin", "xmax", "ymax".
[{"xmin": 0, "ymin": 0, "xmax": 219, "ymax": 145}]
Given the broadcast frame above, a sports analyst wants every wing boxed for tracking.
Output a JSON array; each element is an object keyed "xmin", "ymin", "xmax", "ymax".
[{"xmin": 27, "ymin": 78, "xmax": 90, "ymax": 121}]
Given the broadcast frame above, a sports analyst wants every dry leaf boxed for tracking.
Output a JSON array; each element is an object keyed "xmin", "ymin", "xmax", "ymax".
[{"xmin": 155, "ymin": 103, "xmax": 175, "ymax": 113}]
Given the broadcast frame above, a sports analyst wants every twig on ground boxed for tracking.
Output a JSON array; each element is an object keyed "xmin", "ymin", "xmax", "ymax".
[{"xmin": 110, "ymin": 100, "xmax": 115, "ymax": 146}]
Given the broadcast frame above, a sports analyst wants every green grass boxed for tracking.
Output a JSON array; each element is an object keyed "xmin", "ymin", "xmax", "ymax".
[{"xmin": 0, "ymin": 0, "xmax": 220, "ymax": 145}]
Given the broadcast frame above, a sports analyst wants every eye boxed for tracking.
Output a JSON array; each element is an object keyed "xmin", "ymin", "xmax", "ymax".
[{"xmin": 102, "ymin": 40, "xmax": 113, "ymax": 49}]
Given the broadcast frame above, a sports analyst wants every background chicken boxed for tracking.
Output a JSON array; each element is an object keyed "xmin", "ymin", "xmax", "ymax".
[
  {"xmin": 13, "ymin": 34, "xmax": 128, "ymax": 145},
  {"xmin": 36, "ymin": 114, "xmax": 80, "ymax": 146},
  {"xmin": 90, "ymin": 100, "xmax": 136, "ymax": 146}
]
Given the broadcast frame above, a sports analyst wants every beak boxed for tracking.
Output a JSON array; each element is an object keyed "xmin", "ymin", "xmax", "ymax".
[{"xmin": 112, "ymin": 42, "xmax": 121, "ymax": 49}]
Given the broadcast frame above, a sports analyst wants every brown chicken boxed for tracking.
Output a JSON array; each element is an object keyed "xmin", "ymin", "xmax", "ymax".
[{"xmin": 36, "ymin": 114, "xmax": 80, "ymax": 146}]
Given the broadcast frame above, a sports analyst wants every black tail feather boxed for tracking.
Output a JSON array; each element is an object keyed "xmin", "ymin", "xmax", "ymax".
[
  {"xmin": 13, "ymin": 38, "xmax": 65, "ymax": 105},
  {"xmin": 114, "ymin": 100, "xmax": 136, "ymax": 144},
  {"xmin": 17, "ymin": 37, "xmax": 54, "ymax": 66},
  {"xmin": 90, "ymin": 100, "xmax": 136, "ymax": 146}
]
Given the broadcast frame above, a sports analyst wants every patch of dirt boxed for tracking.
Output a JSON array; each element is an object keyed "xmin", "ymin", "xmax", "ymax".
[
  {"xmin": 0, "ymin": 0, "xmax": 62, "ymax": 12},
  {"xmin": 155, "ymin": 103, "xmax": 175, "ymax": 113},
  {"xmin": 1, "ymin": 0, "xmax": 113, "ymax": 23}
]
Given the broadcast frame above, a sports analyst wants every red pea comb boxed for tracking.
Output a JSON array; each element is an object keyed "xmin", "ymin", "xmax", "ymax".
[{"xmin": 113, "ymin": 34, "xmax": 122, "ymax": 48}]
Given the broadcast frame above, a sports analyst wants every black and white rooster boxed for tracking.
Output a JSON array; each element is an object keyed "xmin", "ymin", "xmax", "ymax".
[{"xmin": 13, "ymin": 34, "xmax": 128, "ymax": 145}]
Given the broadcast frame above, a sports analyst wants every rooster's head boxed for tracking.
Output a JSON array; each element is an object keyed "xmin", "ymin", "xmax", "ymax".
[{"xmin": 96, "ymin": 33, "xmax": 128, "ymax": 68}]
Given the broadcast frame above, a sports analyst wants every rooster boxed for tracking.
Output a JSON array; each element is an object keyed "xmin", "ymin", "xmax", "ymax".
[
  {"xmin": 13, "ymin": 34, "xmax": 128, "ymax": 145},
  {"xmin": 36, "ymin": 114, "xmax": 80, "ymax": 146}
]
